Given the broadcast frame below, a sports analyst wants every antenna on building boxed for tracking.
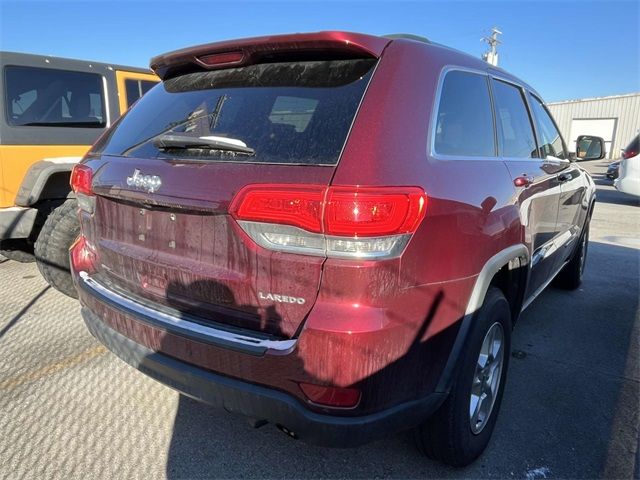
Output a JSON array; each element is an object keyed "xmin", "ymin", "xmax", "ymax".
[{"xmin": 481, "ymin": 27, "xmax": 502, "ymax": 66}]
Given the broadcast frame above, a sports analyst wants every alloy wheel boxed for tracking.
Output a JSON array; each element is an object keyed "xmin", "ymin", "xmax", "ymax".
[{"xmin": 469, "ymin": 322, "xmax": 504, "ymax": 434}]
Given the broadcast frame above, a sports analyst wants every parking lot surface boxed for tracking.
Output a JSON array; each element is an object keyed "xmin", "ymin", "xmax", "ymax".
[{"xmin": 1, "ymin": 159, "xmax": 638, "ymax": 480}]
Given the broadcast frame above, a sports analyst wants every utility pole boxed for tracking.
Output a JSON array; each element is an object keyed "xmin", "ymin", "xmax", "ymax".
[{"xmin": 481, "ymin": 27, "xmax": 502, "ymax": 66}]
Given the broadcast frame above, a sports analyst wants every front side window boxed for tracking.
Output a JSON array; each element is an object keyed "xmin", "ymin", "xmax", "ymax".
[
  {"xmin": 434, "ymin": 70, "xmax": 495, "ymax": 157},
  {"xmin": 491, "ymin": 80, "xmax": 538, "ymax": 158},
  {"xmin": 97, "ymin": 59, "xmax": 376, "ymax": 165},
  {"xmin": 4, "ymin": 66, "xmax": 105, "ymax": 127},
  {"xmin": 528, "ymin": 94, "xmax": 567, "ymax": 159}
]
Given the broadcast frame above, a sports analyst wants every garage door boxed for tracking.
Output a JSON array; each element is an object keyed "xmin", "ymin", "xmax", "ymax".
[{"xmin": 569, "ymin": 118, "xmax": 617, "ymax": 158}]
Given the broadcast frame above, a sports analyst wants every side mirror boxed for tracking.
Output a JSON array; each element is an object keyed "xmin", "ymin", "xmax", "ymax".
[{"xmin": 576, "ymin": 135, "xmax": 606, "ymax": 161}]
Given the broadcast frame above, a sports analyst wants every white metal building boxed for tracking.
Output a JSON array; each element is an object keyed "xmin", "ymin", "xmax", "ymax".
[{"xmin": 547, "ymin": 92, "xmax": 640, "ymax": 159}]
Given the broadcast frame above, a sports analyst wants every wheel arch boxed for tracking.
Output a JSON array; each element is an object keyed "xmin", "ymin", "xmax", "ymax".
[
  {"xmin": 14, "ymin": 158, "xmax": 80, "ymax": 207},
  {"xmin": 464, "ymin": 244, "xmax": 530, "ymax": 321},
  {"xmin": 435, "ymin": 244, "xmax": 529, "ymax": 393}
]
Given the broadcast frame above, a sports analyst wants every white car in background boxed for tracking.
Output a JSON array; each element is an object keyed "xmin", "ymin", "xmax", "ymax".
[{"xmin": 614, "ymin": 134, "xmax": 639, "ymax": 198}]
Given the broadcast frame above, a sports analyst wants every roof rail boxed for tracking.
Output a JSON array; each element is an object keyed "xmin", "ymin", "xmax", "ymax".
[{"xmin": 383, "ymin": 34, "xmax": 430, "ymax": 44}]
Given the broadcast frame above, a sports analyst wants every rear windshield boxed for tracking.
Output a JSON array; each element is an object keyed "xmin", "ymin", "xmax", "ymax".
[
  {"xmin": 96, "ymin": 59, "xmax": 376, "ymax": 165},
  {"xmin": 4, "ymin": 66, "xmax": 105, "ymax": 128}
]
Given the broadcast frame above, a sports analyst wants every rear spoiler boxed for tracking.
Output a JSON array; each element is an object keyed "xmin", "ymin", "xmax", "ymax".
[{"xmin": 150, "ymin": 31, "xmax": 390, "ymax": 80}]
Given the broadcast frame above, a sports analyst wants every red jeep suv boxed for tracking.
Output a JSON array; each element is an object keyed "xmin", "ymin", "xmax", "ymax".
[{"xmin": 70, "ymin": 32, "xmax": 596, "ymax": 466}]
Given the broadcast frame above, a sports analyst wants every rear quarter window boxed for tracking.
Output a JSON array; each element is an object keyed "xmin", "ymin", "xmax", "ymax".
[
  {"xmin": 98, "ymin": 59, "xmax": 376, "ymax": 165},
  {"xmin": 433, "ymin": 70, "xmax": 495, "ymax": 157}
]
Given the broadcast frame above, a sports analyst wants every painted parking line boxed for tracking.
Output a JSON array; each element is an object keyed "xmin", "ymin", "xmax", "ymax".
[{"xmin": 0, "ymin": 344, "xmax": 107, "ymax": 391}]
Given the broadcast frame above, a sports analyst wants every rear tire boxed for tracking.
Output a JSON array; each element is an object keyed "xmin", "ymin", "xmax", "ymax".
[
  {"xmin": 0, "ymin": 239, "xmax": 35, "ymax": 263},
  {"xmin": 554, "ymin": 220, "xmax": 589, "ymax": 290},
  {"xmin": 414, "ymin": 287, "xmax": 511, "ymax": 467},
  {"xmin": 34, "ymin": 199, "xmax": 80, "ymax": 298}
]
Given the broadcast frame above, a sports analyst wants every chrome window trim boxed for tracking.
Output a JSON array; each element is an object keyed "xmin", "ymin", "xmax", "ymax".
[
  {"xmin": 102, "ymin": 74, "xmax": 111, "ymax": 127},
  {"xmin": 489, "ymin": 75, "xmax": 542, "ymax": 160},
  {"xmin": 428, "ymin": 66, "xmax": 546, "ymax": 163},
  {"xmin": 78, "ymin": 271, "xmax": 297, "ymax": 353},
  {"xmin": 428, "ymin": 65, "xmax": 500, "ymax": 161}
]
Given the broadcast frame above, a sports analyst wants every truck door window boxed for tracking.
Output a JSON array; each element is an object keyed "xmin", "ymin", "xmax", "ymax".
[
  {"xmin": 4, "ymin": 66, "xmax": 105, "ymax": 127},
  {"xmin": 124, "ymin": 79, "xmax": 157, "ymax": 108}
]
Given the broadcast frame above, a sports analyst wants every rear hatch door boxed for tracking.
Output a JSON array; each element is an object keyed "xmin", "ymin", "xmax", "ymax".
[{"xmin": 87, "ymin": 55, "xmax": 377, "ymax": 338}]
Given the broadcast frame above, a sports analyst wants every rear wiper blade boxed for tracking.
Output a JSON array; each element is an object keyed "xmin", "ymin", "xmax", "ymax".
[{"xmin": 154, "ymin": 134, "xmax": 255, "ymax": 155}]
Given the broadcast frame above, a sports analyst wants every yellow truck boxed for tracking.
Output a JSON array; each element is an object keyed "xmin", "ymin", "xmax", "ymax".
[{"xmin": 0, "ymin": 51, "xmax": 157, "ymax": 296}]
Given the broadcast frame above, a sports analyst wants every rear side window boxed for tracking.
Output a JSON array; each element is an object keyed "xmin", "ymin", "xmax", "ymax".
[
  {"xmin": 4, "ymin": 66, "xmax": 105, "ymax": 127},
  {"xmin": 124, "ymin": 79, "xmax": 158, "ymax": 108},
  {"xmin": 433, "ymin": 70, "xmax": 495, "ymax": 157},
  {"xmin": 528, "ymin": 94, "xmax": 567, "ymax": 159},
  {"xmin": 492, "ymin": 80, "xmax": 538, "ymax": 158},
  {"xmin": 99, "ymin": 59, "xmax": 376, "ymax": 165}
]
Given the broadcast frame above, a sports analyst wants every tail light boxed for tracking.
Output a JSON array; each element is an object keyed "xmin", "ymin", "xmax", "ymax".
[
  {"xmin": 325, "ymin": 187, "xmax": 426, "ymax": 236},
  {"xmin": 70, "ymin": 164, "xmax": 95, "ymax": 213},
  {"xmin": 230, "ymin": 184, "xmax": 427, "ymax": 259},
  {"xmin": 622, "ymin": 148, "xmax": 637, "ymax": 159},
  {"xmin": 70, "ymin": 235, "xmax": 98, "ymax": 275},
  {"xmin": 299, "ymin": 382, "xmax": 361, "ymax": 408},
  {"xmin": 70, "ymin": 164, "xmax": 93, "ymax": 195},
  {"xmin": 233, "ymin": 185, "xmax": 324, "ymax": 233}
]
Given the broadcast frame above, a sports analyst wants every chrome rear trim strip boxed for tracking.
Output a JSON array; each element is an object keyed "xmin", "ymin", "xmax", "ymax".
[{"xmin": 78, "ymin": 271, "xmax": 296, "ymax": 354}]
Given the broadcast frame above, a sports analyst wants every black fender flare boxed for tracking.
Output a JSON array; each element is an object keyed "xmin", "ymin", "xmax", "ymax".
[{"xmin": 14, "ymin": 157, "xmax": 81, "ymax": 207}]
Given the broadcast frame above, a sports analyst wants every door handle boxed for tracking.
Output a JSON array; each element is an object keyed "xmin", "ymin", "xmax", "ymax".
[
  {"xmin": 514, "ymin": 175, "xmax": 533, "ymax": 187},
  {"xmin": 557, "ymin": 172, "xmax": 572, "ymax": 182}
]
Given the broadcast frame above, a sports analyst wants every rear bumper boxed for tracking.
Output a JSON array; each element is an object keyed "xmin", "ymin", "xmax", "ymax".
[
  {"xmin": 83, "ymin": 307, "xmax": 446, "ymax": 447},
  {"xmin": 0, "ymin": 206, "xmax": 37, "ymax": 240}
]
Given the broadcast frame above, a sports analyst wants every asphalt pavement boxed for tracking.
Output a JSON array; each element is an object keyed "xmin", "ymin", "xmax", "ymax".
[{"xmin": 0, "ymin": 159, "xmax": 638, "ymax": 479}]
